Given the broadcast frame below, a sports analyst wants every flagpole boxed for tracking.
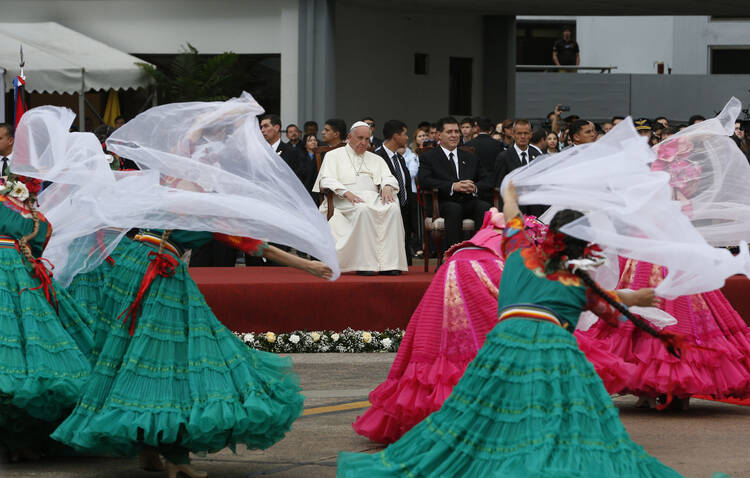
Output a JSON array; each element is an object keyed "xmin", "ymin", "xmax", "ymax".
[
  {"xmin": 19, "ymin": 45, "xmax": 25, "ymax": 80},
  {"xmin": 0, "ymin": 67, "xmax": 5, "ymax": 123},
  {"xmin": 79, "ymin": 68, "xmax": 85, "ymax": 132},
  {"xmin": 13, "ymin": 44, "xmax": 28, "ymax": 128}
]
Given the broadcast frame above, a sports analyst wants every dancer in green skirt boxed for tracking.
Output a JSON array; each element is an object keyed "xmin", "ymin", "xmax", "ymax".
[
  {"xmin": 65, "ymin": 232, "xmax": 132, "ymax": 329},
  {"xmin": 337, "ymin": 183, "xmax": 685, "ymax": 477},
  {"xmin": 52, "ymin": 229, "xmax": 331, "ymax": 477},
  {"xmin": 0, "ymin": 175, "xmax": 93, "ymax": 459}
]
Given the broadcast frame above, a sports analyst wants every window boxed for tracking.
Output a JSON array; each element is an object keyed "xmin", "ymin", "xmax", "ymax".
[
  {"xmin": 449, "ymin": 57, "xmax": 472, "ymax": 116},
  {"xmin": 414, "ymin": 53, "xmax": 428, "ymax": 75},
  {"xmin": 710, "ymin": 47, "xmax": 750, "ymax": 74}
]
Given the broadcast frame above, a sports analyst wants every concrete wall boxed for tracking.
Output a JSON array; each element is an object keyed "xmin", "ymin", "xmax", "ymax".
[
  {"xmin": 527, "ymin": 15, "xmax": 750, "ymax": 74},
  {"xmin": 577, "ymin": 17, "xmax": 675, "ymax": 74},
  {"xmin": 0, "ymin": 0, "xmax": 301, "ymax": 122},
  {"xmin": 516, "ymin": 72, "xmax": 750, "ymax": 122},
  {"xmin": 334, "ymin": 3, "xmax": 484, "ymax": 130}
]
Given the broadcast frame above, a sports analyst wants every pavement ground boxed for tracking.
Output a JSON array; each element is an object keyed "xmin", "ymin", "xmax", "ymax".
[{"xmin": 2, "ymin": 353, "xmax": 749, "ymax": 478}]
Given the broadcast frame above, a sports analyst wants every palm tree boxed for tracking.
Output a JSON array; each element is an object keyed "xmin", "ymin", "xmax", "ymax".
[{"xmin": 137, "ymin": 43, "xmax": 241, "ymax": 103}]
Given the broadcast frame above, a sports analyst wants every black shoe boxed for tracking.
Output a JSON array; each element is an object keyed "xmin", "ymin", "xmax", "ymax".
[
  {"xmin": 379, "ymin": 270, "xmax": 401, "ymax": 276},
  {"xmin": 356, "ymin": 270, "xmax": 376, "ymax": 276}
]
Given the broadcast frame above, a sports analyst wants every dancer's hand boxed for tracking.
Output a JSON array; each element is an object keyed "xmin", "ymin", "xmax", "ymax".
[
  {"xmin": 306, "ymin": 260, "xmax": 333, "ymax": 280},
  {"xmin": 502, "ymin": 181, "xmax": 521, "ymax": 220},
  {"xmin": 618, "ymin": 288, "xmax": 658, "ymax": 307}
]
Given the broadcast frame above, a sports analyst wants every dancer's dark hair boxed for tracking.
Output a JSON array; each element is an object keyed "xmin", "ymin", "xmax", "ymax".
[
  {"xmin": 545, "ymin": 209, "xmax": 586, "ymax": 274},
  {"xmin": 548, "ymin": 209, "xmax": 683, "ymax": 358}
]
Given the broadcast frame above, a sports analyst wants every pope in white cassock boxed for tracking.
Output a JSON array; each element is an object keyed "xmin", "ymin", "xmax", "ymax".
[{"xmin": 314, "ymin": 122, "xmax": 408, "ymax": 275}]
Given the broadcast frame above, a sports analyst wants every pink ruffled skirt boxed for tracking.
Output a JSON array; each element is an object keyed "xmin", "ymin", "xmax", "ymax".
[
  {"xmin": 577, "ymin": 259, "xmax": 750, "ymax": 399},
  {"xmin": 352, "ymin": 248, "xmax": 503, "ymax": 444}
]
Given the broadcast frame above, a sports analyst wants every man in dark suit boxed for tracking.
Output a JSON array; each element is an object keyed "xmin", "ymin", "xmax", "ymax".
[
  {"xmin": 362, "ymin": 116, "xmax": 383, "ymax": 149},
  {"xmin": 285, "ymin": 123, "xmax": 304, "ymax": 153},
  {"xmin": 418, "ymin": 117, "xmax": 491, "ymax": 248},
  {"xmin": 465, "ymin": 117, "xmax": 505, "ymax": 202},
  {"xmin": 374, "ymin": 119, "xmax": 413, "ymax": 265},
  {"xmin": 488, "ymin": 119, "xmax": 542, "ymax": 215},
  {"xmin": 260, "ymin": 114, "xmax": 313, "ymax": 188}
]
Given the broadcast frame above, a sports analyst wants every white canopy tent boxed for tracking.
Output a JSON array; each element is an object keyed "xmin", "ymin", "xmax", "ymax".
[{"xmin": 0, "ymin": 22, "xmax": 153, "ymax": 130}]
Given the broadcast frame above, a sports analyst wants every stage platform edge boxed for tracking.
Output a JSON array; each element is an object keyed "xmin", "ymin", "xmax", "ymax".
[
  {"xmin": 189, "ymin": 265, "xmax": 433, "ymax": 332},
  {"xmin": 189, "ymin": 267, "xmax": 750, "ymax": 332}
]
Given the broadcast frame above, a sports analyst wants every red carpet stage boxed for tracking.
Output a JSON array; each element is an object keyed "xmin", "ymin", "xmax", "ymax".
[
  {"xmin": 190, "ymin": 267, "xmax": 750, "ymax": 332},
  {"xmin": 189, "ymin": 266, "xmax": 434, "ymax": 332}
]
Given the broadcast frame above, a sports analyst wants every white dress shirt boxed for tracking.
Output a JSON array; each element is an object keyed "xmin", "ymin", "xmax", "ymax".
[
  {"xmin": 514, "ymin": 143, "xmax": 531, "ymax": 165},
  {"xmin": 441, "ymin": 145, "xmax": 460, "ymax": 177},
  {"xmin": 382, "ymin": 144, "xmax": 408, "ymax": 189}
]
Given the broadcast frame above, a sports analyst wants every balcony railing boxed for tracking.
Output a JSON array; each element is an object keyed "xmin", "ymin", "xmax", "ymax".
[{"xmin": 516, "ymin": 65, "xmax": 618, "ymax": 73}]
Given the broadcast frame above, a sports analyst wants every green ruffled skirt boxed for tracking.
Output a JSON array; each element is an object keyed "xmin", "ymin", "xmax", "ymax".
[
  {"xmin": 337, "ymin": 318, "xmax": 683, "ymax": 477},
  {"xmin": 0, "ymin": 248, "xmax": 94, "ymax": 450},
  {"xmin": 66, "ymin": 262, "xmax": 112, "ymax": 329},
  {"xmin": 52, "ymin": 239, "xmax": 304, "ymax": 457}
]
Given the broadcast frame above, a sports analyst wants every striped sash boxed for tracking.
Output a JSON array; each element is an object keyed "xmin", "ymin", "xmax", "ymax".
[
  {"xmin": 0, "ymin": 235, "xmax": 18, "ymax": 249},
  {"xmin": 133, "ymin": 232, "xmax": 183, "ymax": 257},
  {"xmin": 498, "ymin": 304, "xmax": 572, "ymax": 331}
]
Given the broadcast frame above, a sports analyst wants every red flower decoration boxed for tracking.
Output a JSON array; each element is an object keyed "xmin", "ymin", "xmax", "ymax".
[
  {"xmin": 540, "ymin": 230, "xmax": 566, "ymax": 257},
  {"xmin": 16, "ymin": 175, "xmax": 42, "ymax": 195}
]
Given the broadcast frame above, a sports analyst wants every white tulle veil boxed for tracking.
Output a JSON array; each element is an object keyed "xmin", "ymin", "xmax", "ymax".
[
  {"xmin": 502, "ymin": 98, "xmax": 750, "ymax": 300},
  {"xmin": 11, "ymin": 93, "xmax": 340, "ymax": 286}
]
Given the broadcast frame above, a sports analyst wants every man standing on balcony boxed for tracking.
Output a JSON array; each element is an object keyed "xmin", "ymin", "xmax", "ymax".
[{"xmin": 553, "ymin": 26, "xmax": 580, "ymax": 72}]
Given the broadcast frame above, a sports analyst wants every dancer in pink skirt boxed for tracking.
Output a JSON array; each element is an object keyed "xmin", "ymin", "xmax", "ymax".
[
  {"xmin": 352, "ymin": 210, "xmax": 547, "ymax": 443},
  {"xmin": 576, "ymin": 121, "xmax": 750, "ymax": 409},
  {"xmin": 576, "ymin": 256, "xmax": 750, "ymax": 409}
]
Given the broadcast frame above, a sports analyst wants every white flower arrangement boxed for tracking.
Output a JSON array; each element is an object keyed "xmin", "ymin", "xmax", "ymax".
[
  {"xmin": 235, "ymin": 328, "xmax": 405, "ymax": 353},
  {"xmin": 0, "ymin": 178, "xmax": 30, "ymax": 202}
]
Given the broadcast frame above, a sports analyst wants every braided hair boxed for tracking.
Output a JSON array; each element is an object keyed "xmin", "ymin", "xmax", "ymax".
[
  {"xmin": 158, "ymin": 229, "xmax": 173, "ymax": 254},
  {"xmin": 18, "ymin": 197, "xmax": 41, "ymax": 264},
  {"xmin": 548, "ymin": 209, "xmax": 683, "ymax": 358}
]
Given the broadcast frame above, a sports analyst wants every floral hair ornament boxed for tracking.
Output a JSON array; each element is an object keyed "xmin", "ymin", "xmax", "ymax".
[
  {"xmin": 15, "ymin": 175, "xmax": 42, "ymax": 196},
  {"xmin": 540, "ymin": 229, "xmax": 567, "ymax": 257},
  {"xmin": 0, "ymin": 176, "xmax": 32, "ymax": 202},
  {"xmin": 566, "ymin": 243, "xmax": 607, "ymax": 273}
]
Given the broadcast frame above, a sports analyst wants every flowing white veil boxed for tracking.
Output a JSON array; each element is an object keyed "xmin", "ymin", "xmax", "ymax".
[
  {"xmin": 105, "ymin": 92, "xmax": 339, "ymax": 278},
  {"xmin": 502, "ymin": 100, "xmax": 750, "ymax": 300},
  {"xmin": 11, "ymin": 93, "xmax": 340, "ymax": 286}
]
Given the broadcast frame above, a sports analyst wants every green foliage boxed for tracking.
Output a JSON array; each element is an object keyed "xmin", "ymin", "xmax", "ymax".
[{"xmin": 137, "ymin": 43, "xmax": 242, "ymax": 103}]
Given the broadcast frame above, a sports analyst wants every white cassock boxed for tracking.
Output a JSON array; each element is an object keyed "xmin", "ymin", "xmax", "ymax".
[{"xmin": 314, "ymin": 144, "xmax": 408, "ymax": 273}]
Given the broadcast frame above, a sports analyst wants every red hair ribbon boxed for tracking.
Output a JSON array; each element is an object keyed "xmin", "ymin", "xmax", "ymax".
[
  {"xmin": 19, "ymin": 256, "xmax": 58, "ymax": 314},
  {"xmin": 118, "ymin": 251, "xmax": 178, "ymax": 336}
]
